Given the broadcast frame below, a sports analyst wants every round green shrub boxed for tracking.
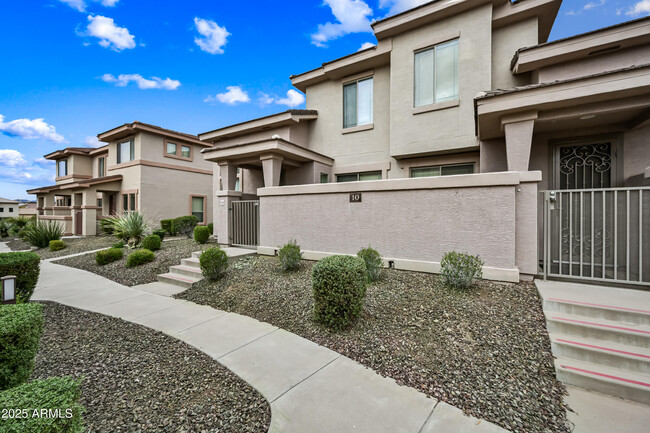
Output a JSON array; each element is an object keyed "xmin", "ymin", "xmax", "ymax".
[
  {"xmin": 95, "ymin": 248, "xmax": 123, "ymax": 265},
  {"xmin": 112, "ymin": 241, "xmax": 125, "ymax": 249},
  {"xmin": 357, "ymin": 246, "xmax": 383, "ymax": 282},
  {"xmin": 199, "ymin": 247, "xmax": 228, "ymax": 280},
  {"xmin": 152, "ymin": 229, "xmax": 166, "ymax": 241},
  {"xmin": 439, "ymin": 251, "xmax": 484, "ymax": 290},
  {"xmin": 207, "ymin": 223, "xmax": 214, "ymax": 235},
  {"xmin": 0, "ymin": 303, "xmax": 44, "ymax": 390},
  {"xmin": 160, "ymin": 219, "xmax": 174, "ymax": 235},
  {"xmin": 312, "ymin": 255, "xmax": 367, "ymax": 331},
  {"xmin": 0, "ymin": 252, "xmax": 41, "ymax": 302},
  {"xmin": 172, "ymin": 215, "xmax": 198, "ymax": 238},
  {"xmin": 126, "ymin": 249, "xmax": 155, "ymax": 267},
  {"xmin": 141, "ymin": 234, "xmax": 161, "ymax": 251},
  {"xmin": 278, "ymin": 239, "xmax": 302, "ymax": 271},
  {"xmin": 194, "ymin": 226, "xmax": 210, "ymax": 244},
  {"xmin": 49, "ymin": 239, "xmax": 66, "ymax": 252}
]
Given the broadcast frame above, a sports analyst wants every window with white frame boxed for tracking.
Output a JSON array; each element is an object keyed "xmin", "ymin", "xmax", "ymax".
[
  {"xmin": 117, "ymin": 139, "xmax": 134, "ymax": 164},
  {"xmin": 98, "ymin": 157, "xmax": 106, "ymax": 177},
  {"xmin": 343, "ymin": 77, "xmax": 373, "ymax": 128},
  {"xmin": 409, "ymin": 163, "xmax": 474, "ymax": 178},
  {"xmin": 57, "ymin": 159, "xmax": 68, "ymax": 177},
  {"xmin": 336, "ymin": 171, "xmax": 382, "ymax": 182},
  {"xmin": 414, "ymin": 39, "xmax": 459, "ymax": 107}
]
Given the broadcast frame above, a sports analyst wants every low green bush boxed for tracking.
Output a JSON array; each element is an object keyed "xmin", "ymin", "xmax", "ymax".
[
  {"xmin": 126, "ymin": 249, "xmax": 155, "ymax": 267},
  {"xmin": 357, "ymin": 246, "xmax": 383, "ymax": 282},
  {"xmin": 0, "ymin": 219, "xmax": 11, "ymax": 237},
  {"xmin": 95, "ymin": 248, "xmax": 123, "ymax": 265},
  {"xmin": 0, "ymin": 252, "xmax": 41, "ymax": 302},
  {"xmin": 160, "ymin": 219, "xmax": 174, "ymax": 235},
  {"xmin": 152, "ymin": 229, "xmax": 166, "ymax": 241},
  {"xmin": 141, "ymin": 234, "xmax": 161, "ymax": 251},
  {"xmin": 207, "ymin": 223, "xmax": 214, "ymax": 235},
  {"xmin": 199, "ymin": 247, "xmax": 228, "ymax": 280},
  {"xmin": 278, "ymin": 239, "xmax": 302, "ymax": 271},
  {"xmin": 22, "ymin": 220, "xmax": 64, "ymax": 248},
  {"xmin": 172, "ymin": 215, "xmax": 198, "ymax": 238},
  {"xmin": 0, "ymin": 376, "xmax": 84, "ymax": 433},
  {"xmin": 111, "ymin": 241, "xmax": 124, "ymax": 249},
  {"xmin": 312, "ymin": 255, "xmax": 367, "ymax": 331},
  {"xmin": 0, "ymin": 303, "xmax": 43, "ymax": 390},
  {"xmin": 194, "ymin": 226, "xmax": 210, "ymax": 244},
  {"xmin": 439, "ymin": 251, "xmax": 484, "ymax": 290},
  {"xmin": 48, "ymin": 240, "xmax": 66, "ymax": 252}
]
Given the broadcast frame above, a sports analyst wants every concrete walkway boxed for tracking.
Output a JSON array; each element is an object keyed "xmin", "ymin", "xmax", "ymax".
[{"xmin": 28, "ymin": 259, "xmax": 507, "ymax": 433}]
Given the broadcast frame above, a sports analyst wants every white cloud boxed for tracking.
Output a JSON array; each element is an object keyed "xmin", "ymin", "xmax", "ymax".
[
  {"xmin": 275, "ymin": 90, "xmax": 306, "ymax": 108},
  {"xmin": 85, "ymin": 15, "xmax": 135, "ymax": 51},
  {"xmin": 101, "ymin": 73, "xmax": 181, "ymax": 90},
  {"xmin": 0, "ymin": 149, "xmax": 27, "ymax": 167},
  {"xmin": 257, "ymin": 92, "xmax": 275, "ymax": 106},
  {"xmin": 0, "ymin": 114, "xmax": 66, "ymax": 143},
  {"xmin": 311, "ymin": 0, "xmax": 374, "ymax": 47},
  {"xmin": 205, "ymin": 86, "xmax": 250, "ymax": 105},
  {"xmin": 358, "ymin": 42, "xmax": 375, "ymax": 51},
  {"xmin": 194, "ymin": 18, "xmax": 230, "ymax": 54},
  {"xmin": 59, "ymin": 0, "xmax": 119, "ymax": 13},
  {"xmin": 584, "ymin": 0, "xmax": 606, "ymax": 10},
  {"xmin": 84, "ymin": 136, "xmax": 104, "ymax": 148},
  {"xmin": 379, "ymin": 0, "xmax": 430, "ymax": 16},
  {"xmin": 627, "ymin": 0, "xmax": 650, "ymax": 15}
]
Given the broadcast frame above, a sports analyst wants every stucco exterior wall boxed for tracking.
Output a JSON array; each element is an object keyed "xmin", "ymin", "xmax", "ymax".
[
  {"xmin": 389, "ymin": 4, "xmax": 492, "ymax": 158},
  {"xmin": 0, "ymin": 202, "xmax": 19, "ymax": 219},
  {"xmin": 139, "ymin": 132, "xmax": 212, "ymax": 170},
  {"xmin": 491, "ymin": 17, "xmax": 538, "ymax": 90},
  {"xmin": 623, "ymin": 125, "xmax": 650, "ymax": 186}
]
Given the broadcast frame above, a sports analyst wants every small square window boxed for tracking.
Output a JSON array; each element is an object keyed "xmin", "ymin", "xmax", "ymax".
[
  {"xmin": 181, "ymin": 145, "xmax": 191, "ymax": 158},
  {"xmin": 320, "ymin": 173, "xmax": 329, "ymax": 183},
  {"xmin": 167, "ymin": 142, "xmax": 177, "ymax": 155}
]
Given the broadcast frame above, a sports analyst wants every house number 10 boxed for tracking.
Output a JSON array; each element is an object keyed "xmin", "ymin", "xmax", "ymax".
[{"xmin": 349, "ymin": 193, "xmax": 362, "ymax": 203}]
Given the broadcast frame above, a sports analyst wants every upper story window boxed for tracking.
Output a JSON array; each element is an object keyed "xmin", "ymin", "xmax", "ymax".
[
  {"xmin": 167, "ymin": 141, "xmax": 177, "ymax": 155},
  {"xmin": 336, "ymin": 171, "xmax": 381, "ymax": 182},
  {"xmin": 117, "ymin": 139, "xmax": 134, "ymax": 164},
  {"xmin": 57, "ymin": 159, "xmax": 68, "ymax": 177},
  {"xmin": 98, "ymin": 157, "xmax": 106, "ymax": 177},
  {"xmin": 414, "ymin": 39, "xmax": 459, "ymax": 107},
  {"xmin": 410, "ymin": 163, "xmax": 474, "ymax": 178},
  {"xmin": 165, "ymin": 140, "xmax": 192, "ymax": 160},
  {"xmin": 343, "ymin": 77, "xmax": 373, "ymax": 128}
]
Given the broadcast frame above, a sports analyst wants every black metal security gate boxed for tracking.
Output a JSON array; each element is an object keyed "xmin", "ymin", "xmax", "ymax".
[{"xmin": 229, "ymin": 200, "xmax": 259, "ymax": 247}]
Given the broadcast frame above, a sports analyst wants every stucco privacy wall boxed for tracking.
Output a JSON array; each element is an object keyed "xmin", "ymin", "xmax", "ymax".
[{"xmin": 257, "ymin": 172, "xmax": 540, "ymax": 282}]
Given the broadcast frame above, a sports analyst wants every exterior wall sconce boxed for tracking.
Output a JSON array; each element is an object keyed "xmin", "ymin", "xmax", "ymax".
[{"xmin": 1, "ymin": 275, "xmax": 17, "ymax": 304}]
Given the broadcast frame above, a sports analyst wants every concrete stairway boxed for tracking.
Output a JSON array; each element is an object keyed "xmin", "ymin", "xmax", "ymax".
[
  {"xmin": 157, "ymin": 247, "xmax": 257, "ymax": 289},
  {"xmin": 536, "ymin": 280, "xmax": 650, "ymax": 404}
]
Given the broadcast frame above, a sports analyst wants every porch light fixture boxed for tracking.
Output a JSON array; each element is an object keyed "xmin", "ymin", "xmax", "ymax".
[
  {"xmin": 580, "ymin": 114, "xmax": 596, "ymax": 120},
  {"xmin": 1, "ymin": 275, "xmax": 17, "ymax": 304}
]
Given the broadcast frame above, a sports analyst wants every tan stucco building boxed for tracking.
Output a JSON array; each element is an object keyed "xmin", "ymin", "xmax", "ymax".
[
  {"xmin": 0, "ymin": 197, "xmax": 19, "ymax": 219},
  {"xmin": 28, "ymin": 122, "xmax": 213, "ymax": 235}
]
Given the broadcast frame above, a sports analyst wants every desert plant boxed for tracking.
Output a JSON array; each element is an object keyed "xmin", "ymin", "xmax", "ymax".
[
  {"xmin": 172, "ymin": 215, "xmax": 198, "ymax": 238},
  {"xmin": 126, "ymin": 249, "xmax": 155, "ymax": 267},
  {"xmin": 7, "ymin": 216, "xmax": 34, "ymax": 230},
  {"xmin": 141, "ymin": 234, "xmax": 161, "ymax": 251},
  {"xmin": 278, "ymin": 239, "xmax": 302, "ymax": 271},
  {"xmin": 0, "ymin": 252, "xmax": 41, "ymax": 302},
  {"xmin": 103, "ymin": 212, "xmax": 151, "ymax": 248},
  {"xmin": 152, "ymin": 229, "xmax": 166, "ymax": 241},
  {"xmin": 22, "ymin": 220, "xmax": 64, "ymax": 248},
  {"xmin": 439, "ymin": 251, "xmax": 484, "ymax": 290},
  {"xmin": 160, "ymin": 219, "xmax": 174, "ymax": 235},
  {"xmin": 100, "ymin": 218, "xmax": 115, "ymax": 235},
  {"xmin": 312, "ymin": 255, "xmax": 367, "ymax": 331},
  {"xmin": 95, "ymin": 248, "xmax": 123, "ymax": 265},
  {"xmin": 0, "ymin": 303, "xmax": 43, "ymax": 390},
  {"xmin": 357, "ymin": 246, "xmax": 383, "ymax": 282},
  {"xmin": 48, "ymin": 239, "xmax": 66, "ymax": 251},
  {"xmin": 199, "ymin": 247, "xmax": 228, "ymax": 280},
  {"xmin": 0, "ymin": 376, "xmax": 84, "ymax": 432},
  {"xmin": 194, "ymin": 226, "xmax": 210, "ymax": 244}
]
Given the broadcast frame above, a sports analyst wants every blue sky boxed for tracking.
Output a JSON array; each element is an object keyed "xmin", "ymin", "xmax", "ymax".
[{"xmin": 1, "ymin": 0, "xmax": 647, "ymax": 199}]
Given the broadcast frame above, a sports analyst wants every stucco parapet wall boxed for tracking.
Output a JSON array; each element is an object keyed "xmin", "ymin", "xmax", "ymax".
[
  {"xmin": 202, "ymin": 138, "xmax": 334, "ymax": 166},
  {"xmin": 198, "ymin": 110, "xmax": 318, "ymax": 142},
  {"xmin": 258, "ymin": 171, "xmax": 539, "ymax": 196}
]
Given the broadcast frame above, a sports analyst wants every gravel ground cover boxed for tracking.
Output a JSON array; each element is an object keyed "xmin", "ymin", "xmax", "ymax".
[
  {"xmin": 54, "ymin": 238, "xmax": 217, "ymax": 286},
  {"xmin": 6, "ymin": 236, "xmax": 115, "ymax": 259},
  {"xmin": 177, "ymin": 256, "xmax": 571, "ymax": 433},
  {"xmin": 32, "ymin": 301, "xmax": 270, "ymax": 433}
]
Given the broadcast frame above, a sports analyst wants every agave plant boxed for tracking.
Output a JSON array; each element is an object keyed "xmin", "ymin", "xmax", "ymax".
[
  {"xmin": 22, "ymin": 220, "xmax": 64, "ymax": 248},
  {"xmin": 103, "ymin": 212, "xmax": 151, "ymax": 248}
]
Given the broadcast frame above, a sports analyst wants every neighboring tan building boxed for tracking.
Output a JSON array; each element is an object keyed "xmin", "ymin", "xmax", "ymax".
[
  {"xmin": 0, "ymin": 197, "xmax": 19, "ymax": 219},
  {"xmin": 18, "ymin": 202, "xmax": 37, "ymax": 217},
  {"xmin": 27, "ymin": 121, "xmax": 213, "ymax": 235},
  {"xmin": 199, "ymin": 0, "xmax": 649, "ymax": 288}
]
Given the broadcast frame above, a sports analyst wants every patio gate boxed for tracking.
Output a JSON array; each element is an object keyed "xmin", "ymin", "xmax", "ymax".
[
  {"xmin": 229, "ymin": 200, "xmax": 260, "ymax": 247},
  {"xmin": 542, "ymin": 187, "xmax": 650, "ymax": 287}
]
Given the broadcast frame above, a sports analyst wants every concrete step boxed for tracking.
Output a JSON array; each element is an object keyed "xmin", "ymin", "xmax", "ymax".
[
  {"xmin": 191, "ymin": 248, "xmax": 257, "ymax": 263},
  {"xmin": 543, "ymin": 297, "xmax": 650, "ymax": 327},
  {"xmin": 169, "ymin": 264, "xmax": 203, "ymax": 278},
  {"xmin": 181, "ymin": 257, "xmax": 200, "ymax": 268},
  {"xmin": 157, "ymin": 272, "xmax": 201, "ymax": 289},
  {"xmin": 554, "ymin": 357, "xmax": 650, "ymax": 405},
  {"xmin": 546, "ymin": 313, "xmax": 650, "ymax": 348},
  {"xmin": 550, "ymin": 333, "xmax": 650, "ymax": 375}
]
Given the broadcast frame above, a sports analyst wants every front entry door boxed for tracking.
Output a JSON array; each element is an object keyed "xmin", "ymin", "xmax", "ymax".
[
  {"xmin": 108, "ymin": 195, "xmax": 115, "ymax": 215},
  {"xmin": 75, "ymin": 211, "xmax": 83, "ymax": 235}
]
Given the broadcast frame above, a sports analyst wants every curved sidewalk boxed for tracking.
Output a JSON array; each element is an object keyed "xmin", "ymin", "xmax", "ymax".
[{"xmin": 32, "ymin": 260, "xmax": 507, "ymax": 433}]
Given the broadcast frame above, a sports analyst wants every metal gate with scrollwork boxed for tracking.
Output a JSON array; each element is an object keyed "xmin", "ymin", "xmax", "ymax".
[
  {"xmin": 229, "ymin": 200, "xmax": 259, "ymax": 247},
  {"xmin": 542, "ymin": 187, "xmax": 650, "ymax": 286}
]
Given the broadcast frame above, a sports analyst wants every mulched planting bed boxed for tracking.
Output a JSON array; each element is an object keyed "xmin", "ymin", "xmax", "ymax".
[
  {"xmin": 178, "ymin": 256, "xmax": 571, "ymax": 433},
  {"xmin": 32, "ymin": 302, "xmax": 270, "ymax": 433},
  {"xmin": 54, "ymin": 238, "xmax": 218, "ymax": 286}
]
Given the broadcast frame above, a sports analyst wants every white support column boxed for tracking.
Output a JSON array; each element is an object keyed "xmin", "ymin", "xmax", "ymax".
[
  {"xmin": 260, "ymin": 154, "xmax": 283, "ymax": 187},
  {"xmin": 215, "ymin": 191, "xmax": 242, "ymax": 246},
  {"xmin": 81, "ymin": 188, "xmax": 98, "ymax": 236},
  {"xmin": 502, "ymin": 111, "xmax": 537, "ymax": 172}
]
